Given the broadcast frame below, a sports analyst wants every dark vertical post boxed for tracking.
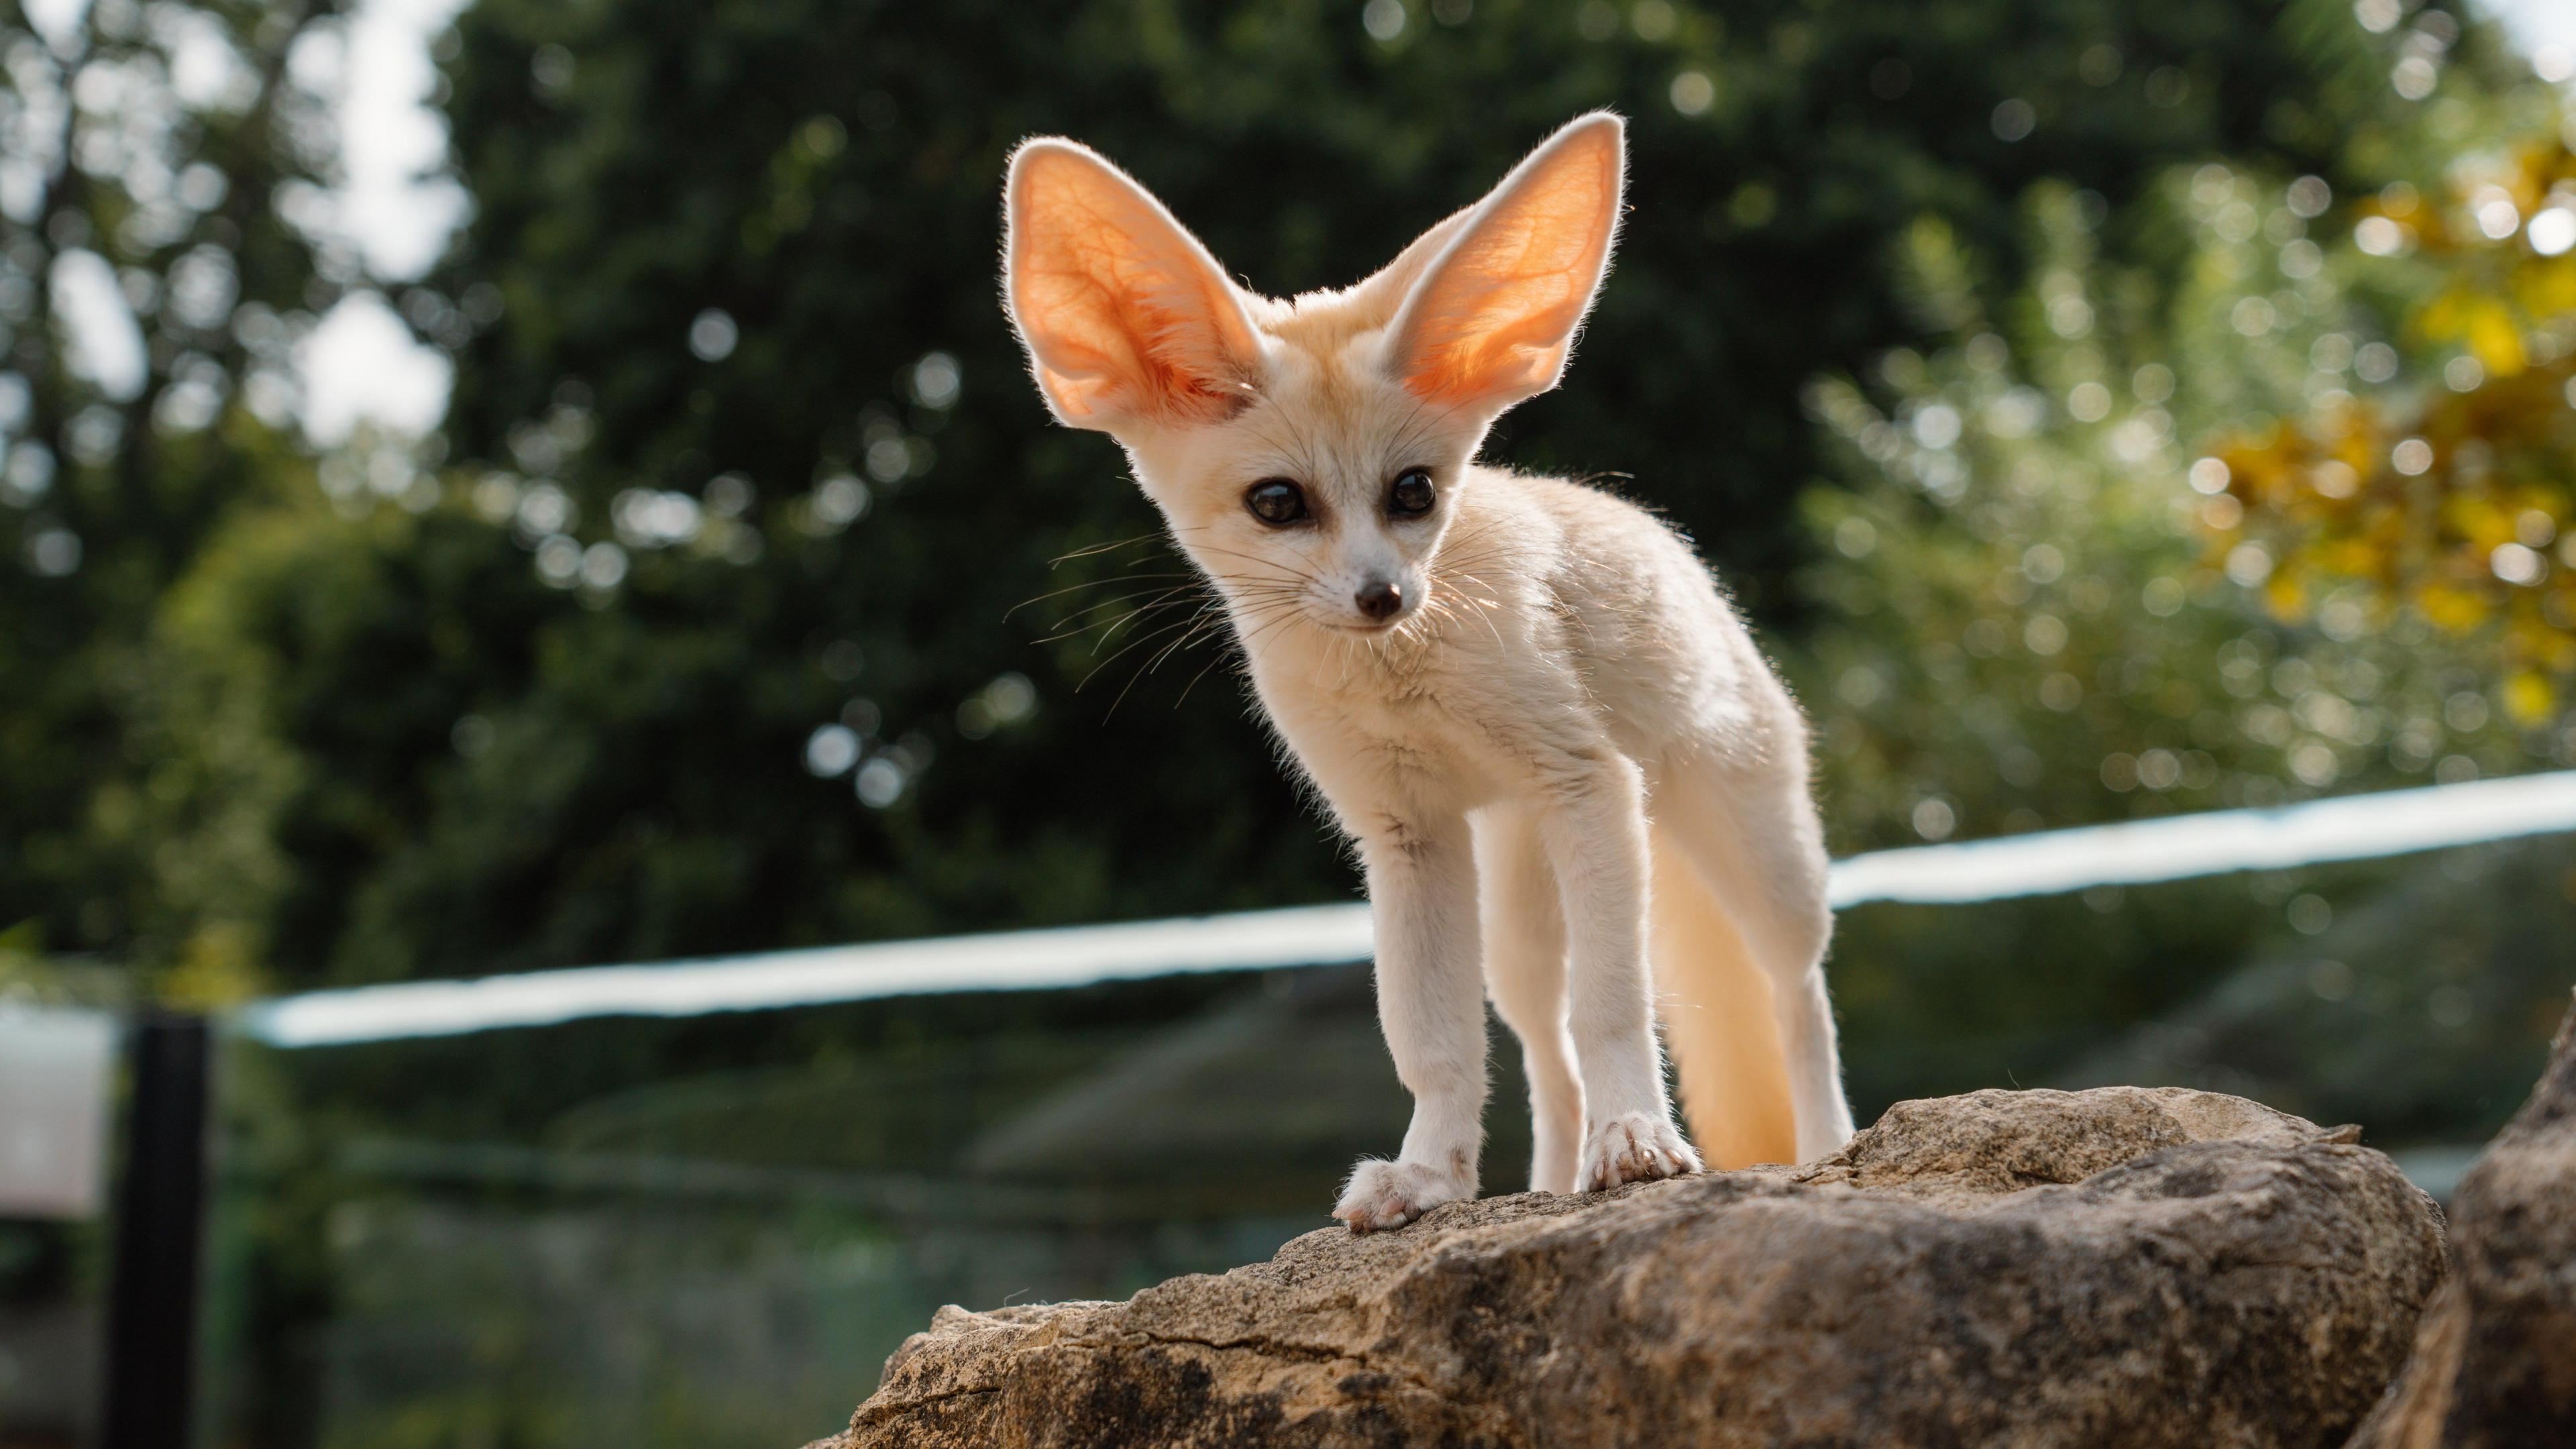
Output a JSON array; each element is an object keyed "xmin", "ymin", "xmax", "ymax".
[{"xmin": 101, "ymin": 1012, "xmax": 212, "ymax": 1449}]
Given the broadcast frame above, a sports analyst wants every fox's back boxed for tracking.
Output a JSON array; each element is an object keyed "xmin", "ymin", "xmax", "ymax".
[{"xmin": 1474, "ymin": 467, "xmax": 1796, "ymax": 764}]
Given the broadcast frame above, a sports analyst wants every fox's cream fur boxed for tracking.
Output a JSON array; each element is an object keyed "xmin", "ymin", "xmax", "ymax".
[{"xmin": 1002, "ymin": 113, "xmax": 1855, "ymax": 1231}]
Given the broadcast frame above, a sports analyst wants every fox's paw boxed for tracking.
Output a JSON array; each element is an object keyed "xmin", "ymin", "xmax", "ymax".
[
  {"xmin": 1579, "ymin": 1112, "xmax": 1703, "ymax": 1193},
  {"xmin": 1334, "ymin": 1156, "xmax": 1474, "ymax": 1234}
]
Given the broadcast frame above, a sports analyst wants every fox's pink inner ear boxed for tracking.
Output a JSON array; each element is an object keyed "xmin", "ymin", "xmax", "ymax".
[
  {"xmin": 1384, "ymin": 114, "xmax": 1625, "ymax": 412},
  {"xmin": 1005, "ymin": 142, "xmax": 1265, "ymax": 431}
]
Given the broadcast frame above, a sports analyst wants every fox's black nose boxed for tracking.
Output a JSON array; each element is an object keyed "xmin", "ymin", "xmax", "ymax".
[{"xmin": 1355, "ymin": 581, "xmax": 1403, "ymax": 621}]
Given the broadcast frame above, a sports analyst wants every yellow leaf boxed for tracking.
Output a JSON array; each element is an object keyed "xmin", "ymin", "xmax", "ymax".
[
  {"xmin": 2467, "ymin": 301, "xmax": 2528, "ymax": 377},
  {"xmin": 2448, "ymin": 495, "xmax": 2516, "ymax": 549},
  {"xmin": 2419, "ymin": 287, "xmax": 2469, "ymax": 339},
  {"xmin": 2322, "ymin": 539, "xmax": 2381, "ymax": 576},
  {"xmin": 2264, "ymin": 573, "xmax": 2308, "ymax": 621},
  {"xmin": 2418, "ymin": 583, "xmax": 2489, "ymax": 632},
  {"xmin": 2505, "ymin": 670, "xmax": 2556, "ymax": 725},
  {"xmin": 2517, "ymin": 257, "xmax": 2576, "ymax": 320}
]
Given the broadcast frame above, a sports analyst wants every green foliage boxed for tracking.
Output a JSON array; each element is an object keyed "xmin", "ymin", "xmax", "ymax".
[
  {"xmin": 80, "ymin": 0, "xmax": 2453, "ymax": 990},
  {"xmin": 1780, "ymin": 32, "xmax": 2573, "ymax": 1145},
  {"xmin": 1796, "ymin": 174, "xmax": 2560, "ymax": 858},
  {"xmin": 0, "ymin": 0, "xmax": 336, "ymax": 971}
]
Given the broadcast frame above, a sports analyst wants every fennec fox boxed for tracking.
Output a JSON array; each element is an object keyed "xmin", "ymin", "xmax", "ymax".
[{"xmin": 1002, "ymin": 112, "xmax": 1855, "ymax": 1231}]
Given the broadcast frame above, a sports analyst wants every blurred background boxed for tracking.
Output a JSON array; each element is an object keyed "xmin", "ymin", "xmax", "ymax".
[{"xmin": 8, "ymin": 0, "xmax": 2576, "ymax": 1444}]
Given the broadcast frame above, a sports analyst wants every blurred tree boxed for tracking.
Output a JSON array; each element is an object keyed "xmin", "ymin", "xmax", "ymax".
[
  {"xmin": 120, "ymin": 0, "xmax": 2487, "ymax": 990},
  {"xmin": 1788, "ymin": 14, "xmax": 2575, "ymax": 1123},
  {"xmin": 1800, "ymin": 165, "xmax": 2557, "ymax": 860},
  {"xmin": 1790, "ymin": 172, "xmax": 2545, "ymax": 1110},
  {"xmin": 2, "ymin": 0, "xmax": 2516, "ymax": 991},
  {"xmin": 0, "ymin": 0, "xmax": 333, "ymax": 979},
  {"xmin": 2209, "ymin": 90, "xmax": 2576, "ymax": 732}
]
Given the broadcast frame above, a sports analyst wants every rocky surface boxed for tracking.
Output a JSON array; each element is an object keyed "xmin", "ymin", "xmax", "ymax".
[
  {"xmin": 820, "ymin": 1086, "xmax": 2445, "ymax": 1449},
  {"xmin": 2347, "ymin": 994, "xmax": 2576, "ymax": 1449}
]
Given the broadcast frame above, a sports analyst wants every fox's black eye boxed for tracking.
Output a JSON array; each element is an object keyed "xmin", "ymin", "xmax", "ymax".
[
  {"xmin": 1388, "ymin": 468, "xmax": 1436, "ymax": 518},
  {"xmin": 1246, "ymin": 479, "xmax": 1308, "ymax": 526}
]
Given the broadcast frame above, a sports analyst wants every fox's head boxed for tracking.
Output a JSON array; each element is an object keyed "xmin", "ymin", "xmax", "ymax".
[{"xmin": 1002, "ymin": 114, "xmax": 1625, "ymax": 637}]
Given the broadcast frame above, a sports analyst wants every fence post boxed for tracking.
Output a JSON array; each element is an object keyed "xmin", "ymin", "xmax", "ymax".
[{"xmin": 100, "ymin": 1012, "xmax": 212, "ymax": 1449}]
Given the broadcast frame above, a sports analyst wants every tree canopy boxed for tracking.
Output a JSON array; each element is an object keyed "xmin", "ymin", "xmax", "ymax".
[{"xmin": 6, "ymin": 0, "xmax": 2550, "ymax": 1004}]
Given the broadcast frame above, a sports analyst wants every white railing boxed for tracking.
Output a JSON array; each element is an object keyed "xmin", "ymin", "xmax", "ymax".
[{"xmin": 237, "ymin": 769, "xmax": 2576, "ymax": 1048}]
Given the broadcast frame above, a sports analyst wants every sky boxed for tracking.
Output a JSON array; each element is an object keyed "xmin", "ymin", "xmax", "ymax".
[
  {"xmin": 33, "ymin": 0, "xmax": 2576, "ymax": 449},
  {"xmin": 284, "ymin": 0, "xmax": 470, "ymax": 445},
  {"xmin": 2485, "ymin": 0, "xmax": 2576, "ymax": 58}
]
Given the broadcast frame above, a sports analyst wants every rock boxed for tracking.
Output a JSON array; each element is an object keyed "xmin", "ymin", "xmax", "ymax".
[
  {"xmin": 820, "ymin": 1086, "xmax": 2444, "ymax": 1449},
  {"xmin": 2347, "ymin": 994, "xmax": 2576, "ymax": 1449}
]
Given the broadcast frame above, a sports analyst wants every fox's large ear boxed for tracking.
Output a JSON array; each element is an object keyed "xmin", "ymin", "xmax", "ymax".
[
  {"xmin": 1382, "ymin": 113, "xmax": 1625, "ymax": 413},
  {"xmin": 1004, "ymin": 140, "xmax": 1267, "ymax": 431},
  {"xmin": 1345, "ymin": 205, "xmax": 1474, "ymax": 321}
]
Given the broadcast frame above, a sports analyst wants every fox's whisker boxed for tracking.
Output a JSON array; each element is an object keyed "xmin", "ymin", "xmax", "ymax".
[
  {"xmin": 1046, "ymin": 531, "xmax": 1167, "ymax": 566},
  {"xmin": 1006, "ymin": 571, "xmax": 1200, "ymax": 622},
  {"xmin": 1032, "ymin": 582, "xmax": 1207, "ymax": 634}
]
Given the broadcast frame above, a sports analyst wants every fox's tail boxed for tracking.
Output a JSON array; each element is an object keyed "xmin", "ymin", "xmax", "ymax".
[{"xmin": 1648, "ymin": 830, "xmax": 1800, "ymax": 1169}]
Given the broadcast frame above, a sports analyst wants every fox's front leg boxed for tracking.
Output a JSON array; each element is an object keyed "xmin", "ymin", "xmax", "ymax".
[
  {"xmin": 1334, "ymin": 814, "xmax": 1488, "ymax": 1233},
  {"xmin": 1540, "ymin": 755, "xmax": 1704, "ymax": 1191}
]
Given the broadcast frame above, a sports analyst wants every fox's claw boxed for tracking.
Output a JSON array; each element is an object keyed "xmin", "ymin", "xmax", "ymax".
[
  {"xmin": 1334, "ymin": 1157, "xmax": 1474, "ymax": 1233},
  {"xmin": 1579, "ymin": 1112, "xmax": 1701, "ymax": 1193}
]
